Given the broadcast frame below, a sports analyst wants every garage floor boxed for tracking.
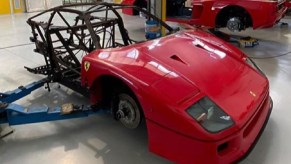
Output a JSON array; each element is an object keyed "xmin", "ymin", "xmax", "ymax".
[{"xmin": 0, "ymin": 13, "xmax": 291, "ymax": 164}]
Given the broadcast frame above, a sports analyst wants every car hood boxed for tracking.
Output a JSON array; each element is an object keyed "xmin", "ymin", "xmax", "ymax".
[
  {"xmin": 140, "ymin": 30, "xmax": 268, "ymax": 127},
  {"xmin": 86, "ymin": 29, "xmax": 268, "ymax": 128}
]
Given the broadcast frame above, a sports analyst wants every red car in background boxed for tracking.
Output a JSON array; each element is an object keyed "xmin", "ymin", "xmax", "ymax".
[
  {"xmin": 285, "ymin": 0, "xmax": 291, "ymax": 8},
  {"xmin": 122, "ymin": 0, "xmax": 287, "ymax": 31}
]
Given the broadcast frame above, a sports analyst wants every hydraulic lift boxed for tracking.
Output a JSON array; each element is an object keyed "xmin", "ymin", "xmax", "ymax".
[
  {"xmin": 178, "ymin": 23, "xmax": 259, "ymax": 48},
  {"xmin": 207, "ymin": 29, "xmax": 259, "ymax": 48}
]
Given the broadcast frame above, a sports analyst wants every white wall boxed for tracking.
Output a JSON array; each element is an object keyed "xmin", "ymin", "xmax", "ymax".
[
  {"xmin": 25, "ymin": 0, "xmax": 62, "ymax": 12},
  {"xmin": 46, "ymin": 0, "xmax": 62, "ymax": 9},
  {"xmin": 26, "ymin": 0, "xmax": 46, "ymax": 12}
]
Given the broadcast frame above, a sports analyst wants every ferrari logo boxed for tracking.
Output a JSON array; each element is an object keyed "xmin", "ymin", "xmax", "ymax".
[
  {"xmin": 250, "ymin": 91, "xmax": 256, "ymax": 97},
  {"xmin": 84, "ymin": 61, "xmax": 90, "ymax": 72}
]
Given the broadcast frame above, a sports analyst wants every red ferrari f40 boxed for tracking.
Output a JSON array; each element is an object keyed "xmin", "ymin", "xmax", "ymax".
[{"xmin": 27, "ymin": 3, "xmax": 273, "ymax": 163}]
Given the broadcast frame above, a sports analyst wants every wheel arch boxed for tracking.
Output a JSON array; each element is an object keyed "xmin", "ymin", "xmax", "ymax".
[
  {"xmin": 89, "ymin": 74, "xmax": 139, "ymax": 106},
  {"xmin": 215, "ymin": 5, "xmax": 253, "ymax": 28}
]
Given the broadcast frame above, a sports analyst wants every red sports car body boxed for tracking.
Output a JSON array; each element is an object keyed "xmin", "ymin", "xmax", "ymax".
[
  {"xmin": 122, "ymin": 0, "xmax": 287, "ymax": 31},
  {"xmin": 27, "ymin": 3, "xmax": 272, "ymax": 163},
  {"xmin": 81, "ymin": 29, "xmax": 272, "ymax": 163}
]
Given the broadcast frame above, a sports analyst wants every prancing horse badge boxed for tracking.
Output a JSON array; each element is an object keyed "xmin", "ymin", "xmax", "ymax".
[{"xmin": 84, "ymin": 61, "xmax": 90, "ymax": 72}]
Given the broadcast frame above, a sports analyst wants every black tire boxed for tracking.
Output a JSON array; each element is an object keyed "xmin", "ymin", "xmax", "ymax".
[{"xmin": 114, "ymin": 93, "xmax": 142, "ymax": 129}]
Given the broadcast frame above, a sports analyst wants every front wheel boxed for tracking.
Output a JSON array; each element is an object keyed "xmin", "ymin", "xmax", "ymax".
[{"xmin": 115, "ymin": 93, "xmax": 142, "ymax": 129}]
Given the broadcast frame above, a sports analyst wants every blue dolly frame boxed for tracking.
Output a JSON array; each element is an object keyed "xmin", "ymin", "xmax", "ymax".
[{"xmin": 0, "ymin": 78, "xmax": 104, "ymax": 126}]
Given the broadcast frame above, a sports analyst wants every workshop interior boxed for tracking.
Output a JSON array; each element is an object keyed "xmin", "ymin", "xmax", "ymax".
[{"xmin": 0, "ymin": 0, "xmax": 291, "ymax": 164}]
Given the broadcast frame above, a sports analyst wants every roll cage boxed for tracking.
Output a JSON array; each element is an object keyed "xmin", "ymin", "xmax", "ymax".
[{"xmin": 26, "ymin": 2, "xmax": 175, "ymax": 96}]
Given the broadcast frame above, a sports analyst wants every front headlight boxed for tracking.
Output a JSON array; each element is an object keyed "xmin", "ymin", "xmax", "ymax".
[{"xmin": 186, "ymin": 97, "xmax": 234, "ymax": 133}]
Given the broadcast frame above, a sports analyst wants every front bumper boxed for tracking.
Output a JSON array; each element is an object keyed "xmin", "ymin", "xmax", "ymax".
[
  {"xmin": 235, "ymin": 97, "xmax": 273, "ymax": 163},
  {"xmin": 147, "ymin": 97, "xmax": 273, "ymax": 164}
]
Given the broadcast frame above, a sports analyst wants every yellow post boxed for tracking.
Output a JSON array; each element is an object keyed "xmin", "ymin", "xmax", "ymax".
[
  {"xmin": 161, "ymin": 0, "xmax": 166, "ymax": 36},
  {"xmin": 113, "ymin": 0, "xmax": 122, "ymax": 3},
  {"xmin": 0, "ymin": 0, "xmax": 11, "ymax": 15}
]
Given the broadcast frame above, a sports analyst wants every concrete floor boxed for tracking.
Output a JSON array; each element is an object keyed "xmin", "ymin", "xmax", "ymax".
[{"xmin": 0, "ymin": 12, "xmax": 291, "ymax": 164}]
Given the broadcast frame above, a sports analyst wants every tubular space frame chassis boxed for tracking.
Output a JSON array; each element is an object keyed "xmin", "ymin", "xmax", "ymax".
[{"xmin": 26, "ymin": 2, "xmax": 173, "ymax": 97}]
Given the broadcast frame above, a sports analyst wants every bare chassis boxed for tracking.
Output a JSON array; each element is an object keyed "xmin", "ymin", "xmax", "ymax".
[{"xmin": 26, "ymin": 2, "xmax": 174, "ymax": 97}]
